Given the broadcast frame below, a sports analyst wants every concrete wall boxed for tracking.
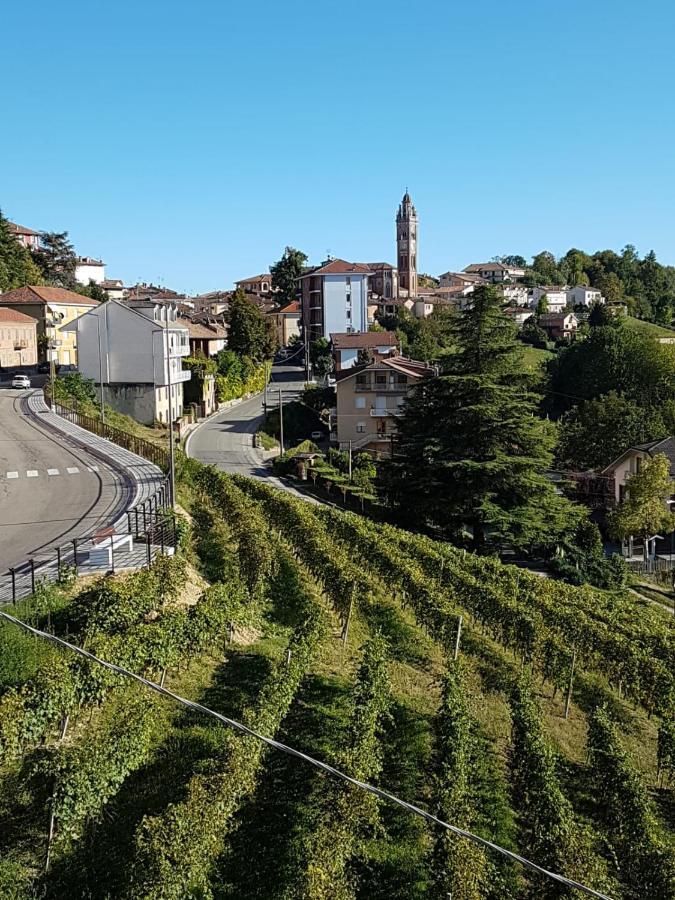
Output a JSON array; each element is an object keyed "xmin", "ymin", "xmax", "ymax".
[{"xmin": 75, "ymin": 263, "xmax": 105, "ymax": 285}]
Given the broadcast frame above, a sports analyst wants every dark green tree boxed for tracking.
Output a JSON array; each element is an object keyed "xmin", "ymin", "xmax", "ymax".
[
  {"xmin": 33, "ymin": 231, "xmax": 77, "ymax": 288},
  {"xmin": 226, "ymin": 289, "xmax": 277, "ymax": 362},
  {"xmin": 270, "ymin": 246, "xmax": 307, "ymax": 304},
  {"xmin": 0, "ymin": 211, "xmax": 42, "ymax": 291},
  {"xmin": 557, "ymin": 391, "xmax": 667, "ymax": 471},
  {"xmin": 500, "ymin": 254, "xmax": 527, "ymax": 268},
  {"xmin": 530, "ymin": 251, "xmax": 561, "ymax": 284},
  {"xmin": 310, "ymin": 337, "xmax": 333, "ymax": 377},
  {"xmin": 381, "ymin": 285, "xmax": 580, "ymax": 552}
]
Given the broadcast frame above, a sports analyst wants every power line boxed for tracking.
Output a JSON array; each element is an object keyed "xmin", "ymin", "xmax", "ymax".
[{"xmin": 0, "ymin": 609, "xmax": 614, "ymax": 900}]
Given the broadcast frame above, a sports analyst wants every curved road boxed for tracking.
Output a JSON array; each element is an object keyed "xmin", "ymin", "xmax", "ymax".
[
  {"xmin": 0, "ymin": 388, "xmax": 134, "ymax": 571},
  {"xmin": 186, "ymin": 361, "xmax": 314, "ymax": 497}
]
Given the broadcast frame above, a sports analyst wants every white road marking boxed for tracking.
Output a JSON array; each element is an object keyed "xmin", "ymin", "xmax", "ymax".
[
  {"xmin": 47, "ymin": 468, "xmax": 60, "ymax": 476},
  {"xmin": 66, "ymin": 466, "xmax": 79, "ymax": 474},
  {"xmin": 6, "ymin": 471, "xmax": 18, "ymax": 479},
  {"xmin": 26, "ymin": 470, "xmax": 39, "ymax": 478},
  {"xmin": 87, "ymin": 465, "xmax": 99, "ymax": 472}
]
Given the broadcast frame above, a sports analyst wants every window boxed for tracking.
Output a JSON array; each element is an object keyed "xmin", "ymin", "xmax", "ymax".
[
  {"xmin": 375, "ymin": 374, "xmax": 386, "ymax": 384},
  {"xmin": 356, "ymin": 374, "xmax": 367, "ymax": 384},
  {"xmin": 346, "ymin": 310, "xmax": 351, "ymax": 321},
  {"xmin": 396, "ymin": 374, "xmax": 407, "ymax": 384},
  {"xmin": 345, "ymin": 276, "xmax": 351, "ymax": 286},
  {"xmin": 356, "ymin": 422, "xmax": 366, "ymax": 433},
  {"xmin": 355, "ymin": 396, "xmax": 366, "ymax": 409}
]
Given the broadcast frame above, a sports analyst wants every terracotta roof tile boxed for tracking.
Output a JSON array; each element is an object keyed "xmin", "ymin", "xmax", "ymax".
[
  {"xmin": 0, "ymin": 286, "xmax": 100, "ymax": 307},
  {"xmin": 330, "ymin": 331, "xmax": 397, "ymax": 350},
  {"xmin": 0, "ymin": 307, "xmax": 38, "ymax": 324}
]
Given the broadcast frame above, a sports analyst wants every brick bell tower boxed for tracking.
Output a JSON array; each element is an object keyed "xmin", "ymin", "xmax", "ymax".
[{"xmin": 396, "ymin": 190, "xmax": 418, "ymax": 297}]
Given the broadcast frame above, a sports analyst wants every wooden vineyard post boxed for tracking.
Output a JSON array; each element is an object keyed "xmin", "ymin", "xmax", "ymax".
[
  {"xmin": 453, "ymin": 615, "xmax": 463, "ymax": 661},
  {"xmin": 45, "ymin": 714, "xmax": 70, "ymax": 872},
  {"xmin": 342, "ymin": 587, "xmax": 355, "ymax": 647},
  {"xmin": 564, "ymin": 647, "xmax": 577, "ymax": 720}
]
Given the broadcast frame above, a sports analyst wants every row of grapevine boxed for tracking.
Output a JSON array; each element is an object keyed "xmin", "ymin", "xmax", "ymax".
[
  {"xmin": 312, "ymin": 504, "xmax": 674, "ymax": 715},
  {"xmin": 508, "ymin": 678, "xmax": 612, "ymax": 899},
  {"xmin": 427, "ymin": 662, "xmax": 493, "ymax": 900},
  {"xmin": 284, "ymin": 634, "xmax": 392, "ymax": 900},
  {"xmin": 127, "ymin": 549, "xmax": 331, "ymax": 900},
  {"xmin": 587, "ymin": 706, "xmax": 675, "ymax": 898},
  {"xmin": 0, "ymin": 572, "xmax": 247, "ymax": 760}
]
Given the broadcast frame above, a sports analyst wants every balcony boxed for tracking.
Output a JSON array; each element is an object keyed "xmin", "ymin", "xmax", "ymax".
[
  {"xmin": 369, "ymin": 407, "xmax": 402, "ymax": 417},
  {"xmin": 355, "ymin": 381, "xmax": 407, "ymax": 393}
]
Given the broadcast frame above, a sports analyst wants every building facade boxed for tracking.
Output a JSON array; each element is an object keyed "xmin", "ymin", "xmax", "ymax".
[
  {"xmin": 396, "ymin": 192, "xmax": 418, "ymax": 297},
  {"xmin": 235, "ymin": 274, "xmax": 275, "ymax": 294},
  {"xmin": 530, "ymin": 286, "xmax": 569, "ymax": 313},
  {"xmin": 63, "ymin": 299, "xmax": 190, "ymax": 424},
  {"xmin": 0, "ymin": 285, "xmax": 100, "ymax": 365},
  {"xmin": 7, "ymin": 221, "xmax": 41, "ymax": 251},
  {"xmin": 269, "ymin": 300, "xmax": 301, "ymax": 347},
  {"xmin": 299, "ymin": 259, "xmax": 370, "ymax": 342},
  {"xmin": 568, "ymin": 286, "xmax": 604, "ymax": 307},
  {"xmin": 330, "ymin": 331, "xmax": 398, "ymax": 371},
  {"xmin": 0, "ymin": 308, "xmax": 38, "ymax": 368},
  {"xmin": 333, "ymin": 355, "xmax": 433, "ymax": 455},
  {"xmin": 75, "ymin": 257, "xmax": 106, "ymax": 285},
  {"xmin": 463, "ymin": 262, "xmax": 526, "ymax": 282}
]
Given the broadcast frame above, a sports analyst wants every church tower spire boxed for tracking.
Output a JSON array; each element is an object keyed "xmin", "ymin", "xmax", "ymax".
[{"xmin": 396, "ymin": 190, "xmax": 418, "ymax": 297}]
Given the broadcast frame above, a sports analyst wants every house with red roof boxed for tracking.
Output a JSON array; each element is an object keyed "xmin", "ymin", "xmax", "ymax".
[
  {"xmin": 0, "ymin": 286, "xmax": 100, "ymax": 366},
  {"xmin": 0, "ymin": 307, "xmax": 39, "ymax": 368}
]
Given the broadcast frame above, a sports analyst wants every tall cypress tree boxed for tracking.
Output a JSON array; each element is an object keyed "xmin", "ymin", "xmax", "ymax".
[{"xmin": 382, "ymin": 285, "xmax": 579, "ymax": 552}]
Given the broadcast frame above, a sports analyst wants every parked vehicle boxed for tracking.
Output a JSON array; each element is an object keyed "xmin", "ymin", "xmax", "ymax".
[{"xmin": 12, "ymin": 374, "xmax": 31, "ymax": 389}]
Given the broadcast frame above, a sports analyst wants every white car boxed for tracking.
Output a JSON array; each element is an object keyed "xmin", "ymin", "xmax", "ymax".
[{"xmin": 11, "ymin": 374, "xmax": 31, "ymax": 389}]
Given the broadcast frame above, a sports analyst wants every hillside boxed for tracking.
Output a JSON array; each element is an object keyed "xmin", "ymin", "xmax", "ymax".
[
  {"xmin": 0, "ymin": 460, "xmax": 673, "ymax": 899},
  {"xmin": 624, "ymin": 316, "xmax": 675, "ymax": 339}
]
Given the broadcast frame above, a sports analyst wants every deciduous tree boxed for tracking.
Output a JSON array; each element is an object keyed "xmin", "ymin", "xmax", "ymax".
[
  {"xmin": 226, "ymin": 289, "xmax": 277, "ymax": 362},
  {"xmin": 270, "ymin": 246, "xmax": 307, "ymax": 304},
  {"xmin": 607, "ymin": 454, "xmax": 675, "ymax": 552}
]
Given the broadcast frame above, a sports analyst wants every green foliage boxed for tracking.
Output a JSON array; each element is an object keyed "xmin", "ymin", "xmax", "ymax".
[
  {"xmin": 509, "ymin": 678, "xmax": 602, "ymax": 898},
  {"xmin": 657, "ymin": 715, "xmax": 675, "ymax": 785},
  {"xmin": 428, "ymin": 663, "xmax": 491, "ymax": 900},
  {"xmin": 382, "ymin": 285, "xmax": 581, "ymax": 553},
  {"xmin": 213, "ymin": 351, "xmax": 267, "ymax": 403},
  {"xmin": 226, "ymin": 288, "xmax": 277, "ymax": 362},
  {"xmin": 557, "ymin": 391, "xmax": 668, "ymax": 471},
  {"xmin": 549, "ymin": 321, "xmax": 675, "ymax": 415},
  {"xmin": 288, "ymin": 635, "xmax": 391, "ymax": 899},
  {"xmin": 32, "ymin": 231, "xmax": 77, "ymax": 288},
  {"xmin": 376, "ymin": 306, "xmax": 455, "ymax": 361},
  {"xmin": 270, "ymin": 246, "xmax": 307, "ymax": 304},
  {"xmin": 130, "ymin": 549, "xmax": 329, "ymax": 900},
  {"xmin": 0, "ymin": 210, "xmax": 43, "ymax": 291},
  {"xmin": 588, "ymin": 706, "xmax": 675, "ymax": 897},
  {"xmin": 51, "ymin": 372, "xmax": 98, "ymax": 405},
  {"xmin": 549, "ymin": 519, "xmax": 628, "ymax": 589},
  {"xmin": 310, "ymin": 337, "xmax": 333, "ymax": 377},
  {"xmin": 607, "ymin": 454, "xmax": 675, "ymax": 542}
]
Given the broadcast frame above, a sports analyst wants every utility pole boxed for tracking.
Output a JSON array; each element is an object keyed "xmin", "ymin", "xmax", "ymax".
[
  {"xmin": 278, "ymin": 387, "xmax": 284, "ymax": 454},
  {"xmin": 96, "ymin": 311, "xmax": 106, "ymax": 424},
  {"xmin": 164, "ymin": 318, "xmax": 176, "ymax": 509},
  {"xmin": 304, "ymin": 320, "xmax": 311, "ymax": 383},
  {"xmin": 348, "ymin": 440, "xmax": 353, "ymax": 481}
]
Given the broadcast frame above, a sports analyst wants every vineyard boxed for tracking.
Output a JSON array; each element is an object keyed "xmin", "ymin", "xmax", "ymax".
[{"xmin": 0, "ymin": 458, "xmax": 674, "ymax": 899}]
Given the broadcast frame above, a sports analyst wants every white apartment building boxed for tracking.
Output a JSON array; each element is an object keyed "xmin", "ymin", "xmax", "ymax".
[
  {"xmin": 75, "ymin": 256, "xmax": 106, "ymax": 285},
  {"xmin": 500, "ymin": 283, "xmax": 530, "ymax": 306},
  {"xmin": 63, "ymin": 299, "xmax": 190, "ymax": 424},
  {"xmin": 567, "ymin": 285, "xmax": 604, "ymax": 307},
  {"xmin": 299, "ymin": 259, "xmax": 370, "ymax": 342},
  {"xmin": 530, "ymin": 286, "xmax": 569, "ymax": 313}
]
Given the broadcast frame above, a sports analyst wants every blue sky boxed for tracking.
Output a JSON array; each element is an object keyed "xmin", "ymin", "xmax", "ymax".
[{"xmin": 2, "ymin": 0, "xmax": 675, "ymax": 293}]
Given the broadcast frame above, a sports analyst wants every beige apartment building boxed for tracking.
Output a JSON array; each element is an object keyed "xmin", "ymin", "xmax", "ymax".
[
  {"xmin": 333, "ymin": 355, "xmax": 434, "ymax": 455},
  {"xmin": 0, "ymin": 307, "xmax": 38, "ymax": 368},
  {"xmin": 0, "ymin": 285, "xmax": 100, "ymax": 365}
]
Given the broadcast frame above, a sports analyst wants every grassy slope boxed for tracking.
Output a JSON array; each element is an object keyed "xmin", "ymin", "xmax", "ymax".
[{"xmin": 624, "ymin": 316, "xmax": 675, "ymax": 338}]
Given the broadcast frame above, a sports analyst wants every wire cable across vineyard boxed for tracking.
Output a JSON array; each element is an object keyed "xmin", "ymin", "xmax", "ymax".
[{"xmin": 0, "ymin": 608, "xmax": 615, "ymax": 900}]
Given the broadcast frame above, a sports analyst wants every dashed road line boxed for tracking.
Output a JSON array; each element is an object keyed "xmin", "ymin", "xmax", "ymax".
[
  {"xmin": 26, "ymin": 470, "xmax": 39, "ymax": 478},
  {"xmin": 47, "ymin": 468, "xmax": 60, "ymax": 476},
  {"xmin": 6, "ymin": 471, "xmax": 18, "ymax": 479},
  {"xmin": 66, "ymin": 467, "xmax": 80, "ymax": 474}
]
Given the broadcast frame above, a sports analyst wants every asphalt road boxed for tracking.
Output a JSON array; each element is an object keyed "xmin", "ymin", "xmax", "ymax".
[
  {"xmin": 0, "ymin": 389, "xmax": 134, "ymax": 571},
  {"xmin": 186, "ymin": 360, "xmax": 312, "ymax": 495}
]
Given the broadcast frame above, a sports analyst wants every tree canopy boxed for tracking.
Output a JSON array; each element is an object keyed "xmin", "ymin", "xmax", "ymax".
[
  {"xmin": 270, "ymin": 246, "xmax": 307, "ymax": 304},
  {"xmin": 226, "ymin": 289, "xmax": 277, "ymax": 362},
  {"xmin": 607, "ymin": 454, "xmax": 675, "ymax": 544},
  {"xmin": 32, "ymin": 231, "xmax": 77, "ymax": 288},
  {"xmin": 381, "ymin": 285, "xmax": 581, "ymax": 553},
  {"xmin": 0, "ymin": 212, "xmax": 42, "ymax": 291}
]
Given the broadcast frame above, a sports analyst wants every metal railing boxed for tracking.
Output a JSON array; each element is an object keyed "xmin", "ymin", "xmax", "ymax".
[
  {"xmin": 51, "ymin": 399, "xmax": 169, "ymax": 470},
  {"xmin": 1, "ymin": 479, "xmax": 175, "ymax": 605}
]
